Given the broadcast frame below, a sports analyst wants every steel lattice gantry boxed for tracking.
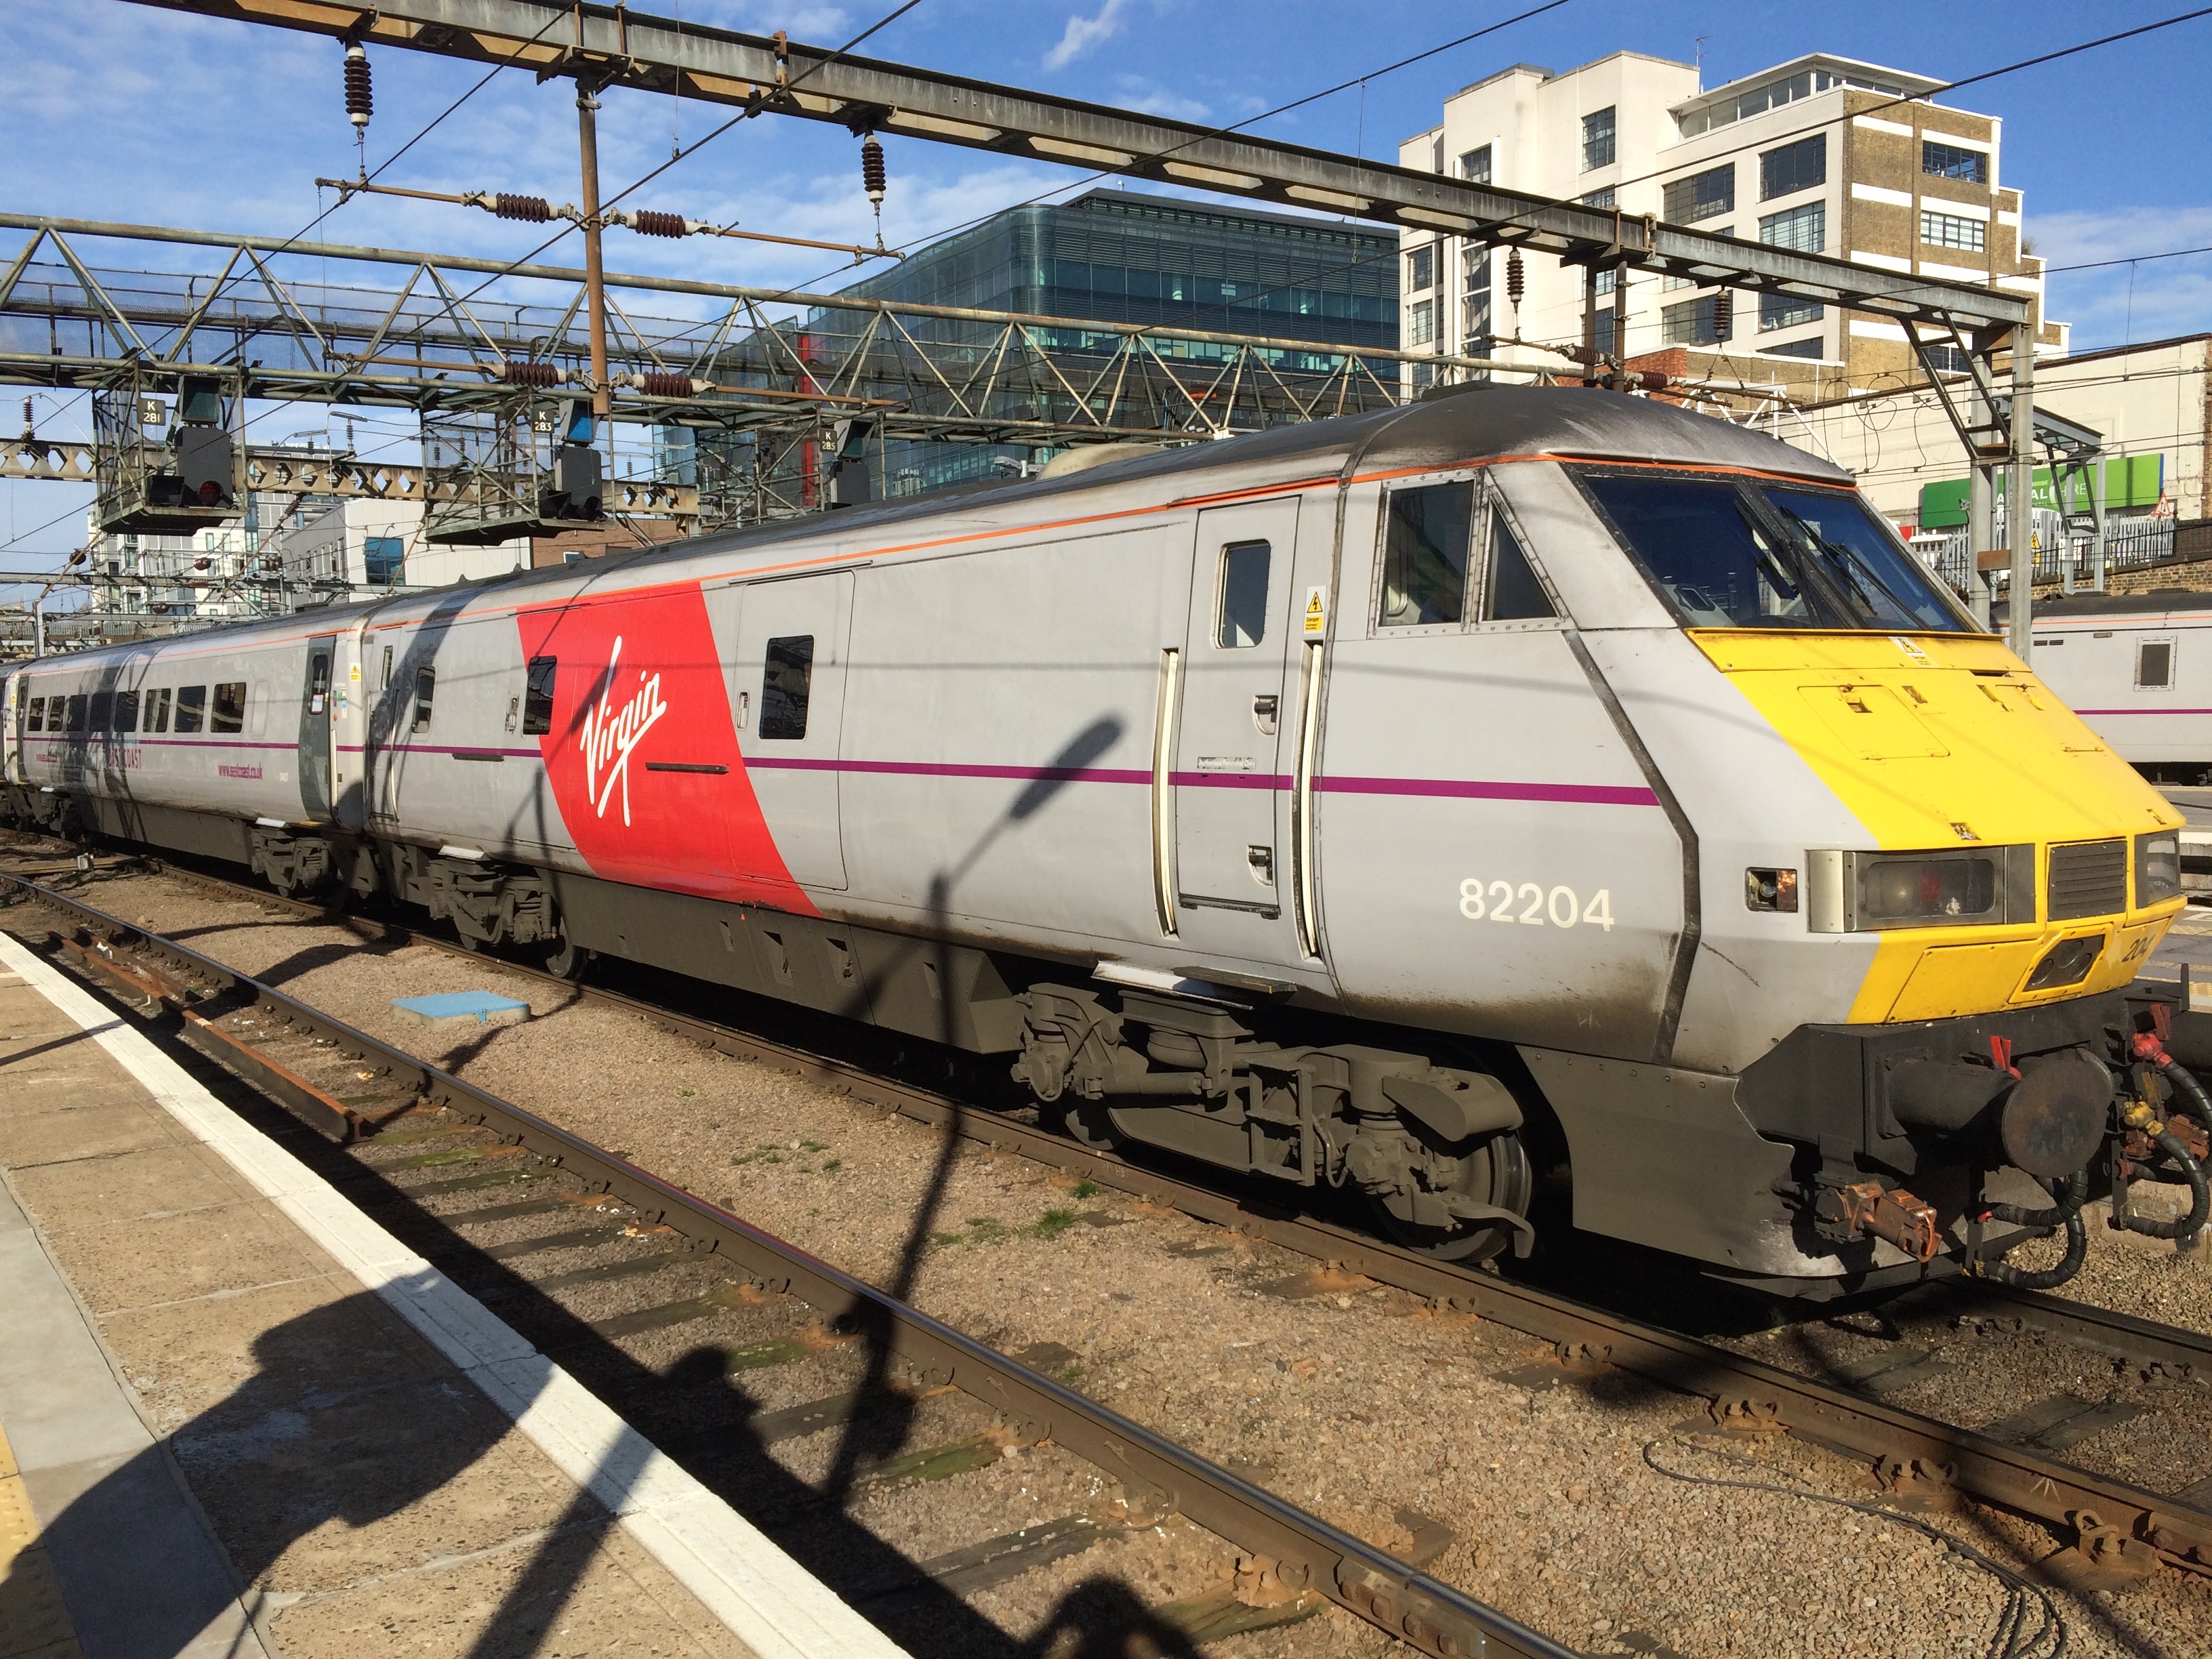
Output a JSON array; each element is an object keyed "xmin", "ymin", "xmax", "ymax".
[{"xmin": 0, "ymin": 213, "xmax": 1508, "ymax": 533}]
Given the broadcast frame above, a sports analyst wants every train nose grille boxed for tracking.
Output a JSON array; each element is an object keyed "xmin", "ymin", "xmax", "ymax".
[{"xmin": 2047, "ymin": 839, "xmax": 2127, "ymax": 920}]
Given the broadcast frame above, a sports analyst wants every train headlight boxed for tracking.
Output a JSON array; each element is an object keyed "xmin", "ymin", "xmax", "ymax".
[
  {"xmin": 2024, "ymin": 934, "xmax": 2104, "ymax": 993},
  {"xmin": 1862, "ymin": 855, "xmax": 1996, "ymax": 922},
  {"xmin": 1805, "ymin": 846, "xmax": 2033, "ymax": 932},
  {"xmin": 2135, "ymin": 832, "xmax": 2182, "ymax": 907}
]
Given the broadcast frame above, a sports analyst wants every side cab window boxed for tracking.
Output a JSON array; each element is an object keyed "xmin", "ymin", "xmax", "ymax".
[{"xmin": 1372, "ymin": 474, "xmax": 1561, "ymax": 632}]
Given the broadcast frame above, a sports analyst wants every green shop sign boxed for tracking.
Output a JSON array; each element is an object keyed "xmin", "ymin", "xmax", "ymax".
[{"xmin": 1917, "ymin": 455, "xmax": 2165, "ymax": 528}]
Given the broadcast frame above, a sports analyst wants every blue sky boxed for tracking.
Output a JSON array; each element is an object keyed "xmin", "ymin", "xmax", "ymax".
[{"xmin": 3, "ymin": 0, "xmax": 2209, "ymax": 571}]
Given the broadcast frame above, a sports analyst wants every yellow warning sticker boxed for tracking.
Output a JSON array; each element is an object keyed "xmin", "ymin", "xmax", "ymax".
[
  {"xmin": 1303, "ymin": 586, "xmax": 1328, "ymax": 638},
  {"xmin": 348, "ymin": 663, "xmax": 361, "ymax": 681}
]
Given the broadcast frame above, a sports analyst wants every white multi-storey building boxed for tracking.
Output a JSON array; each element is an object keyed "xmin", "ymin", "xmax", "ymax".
[{"xmin": 1397, "ymin": 52, "xmax": 2063, "ymax": 395}]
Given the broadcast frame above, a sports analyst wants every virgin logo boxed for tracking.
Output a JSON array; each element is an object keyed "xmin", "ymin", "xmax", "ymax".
[{"xmin": 577, "ymin": 636, "xmax": 668, "ymax": 826}]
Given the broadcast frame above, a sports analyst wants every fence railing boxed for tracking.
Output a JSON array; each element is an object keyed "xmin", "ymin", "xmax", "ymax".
[{"xmin": 1921, "ymin": 514, "xmax": 2200, "ymax": 596}]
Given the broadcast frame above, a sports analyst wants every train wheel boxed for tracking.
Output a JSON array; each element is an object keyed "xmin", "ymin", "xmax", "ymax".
[
  {"xmin": 544, "ymin": 929, "xmax": 588, "ymax": 982},
  {"xmin": 1368, "ymin": 1130, "xmax": 1534, "ymax": 1263},
  {"xmin": 1061, "ymin": 1100, "xmax": 1121, "ymax": 1151}
]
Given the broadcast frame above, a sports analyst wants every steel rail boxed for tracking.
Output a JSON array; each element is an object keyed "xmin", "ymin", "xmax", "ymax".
[
  {"xmin": 14, "ymin": 848, "xmax": 2212, "ymax": 1584},
  {"xmin": 0, "ymin": 870, "xmax": 1575, "ymax": 1659}
]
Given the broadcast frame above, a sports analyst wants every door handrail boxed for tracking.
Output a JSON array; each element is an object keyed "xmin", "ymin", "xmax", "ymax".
[
  {"xmin": 1292, "ymin": 638, "xmax": 1326, "ymax": 959},
  {"xmin": 1150, "ymin": 647, "xmax": 1181, "ymax": 937}
]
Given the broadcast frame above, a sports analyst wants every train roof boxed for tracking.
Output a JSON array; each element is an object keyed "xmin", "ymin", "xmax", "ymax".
[
  {"xmin": 15, "ymin": 387, "xmax": 1851, "ymax": 669},
  {"xmin": 2001, "ymin": 588, "xmax": 2212, "ymax": 623}
]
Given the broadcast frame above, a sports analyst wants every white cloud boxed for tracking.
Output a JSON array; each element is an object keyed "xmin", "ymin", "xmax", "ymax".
[
  {"xmin": 1043, "ymin": 0, "xmax": 1127, "ymax": 71},
  {"xmin": 1113, "ymin": 77, "xmax": 1209, "ymax": 123},
  {"xmin": 2035, "ymin": 207, "xmax": 2212, "ymax": 351}
]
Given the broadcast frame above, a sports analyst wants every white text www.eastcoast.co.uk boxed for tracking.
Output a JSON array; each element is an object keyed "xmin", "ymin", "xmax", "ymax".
[{"xmin": 577, "ymin": 636, "xmax": 668, "ymax": 826}]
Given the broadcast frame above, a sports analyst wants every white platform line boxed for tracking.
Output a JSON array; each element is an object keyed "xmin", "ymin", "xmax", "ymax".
[{"xmin": 0, "ymin": 928, "xmax": 912, "ymax": 1659}]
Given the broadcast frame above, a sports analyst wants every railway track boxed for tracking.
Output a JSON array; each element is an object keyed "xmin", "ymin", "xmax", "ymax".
[
  {"xmin": 0, "ymin": 864, "xmax": 1576, "ymax": 1659},
  {"xmin": 10, "ymin": 846, "xmax": 2212, "ymax": 1609}
]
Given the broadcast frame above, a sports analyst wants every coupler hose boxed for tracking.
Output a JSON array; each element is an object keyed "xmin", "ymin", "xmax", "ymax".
[
  {"xmin": 2156, "ymin": 1054, "xmax": 2212, "ymax": 1133},
  {"xmin": 1979, "ymin": 1169, "xmax": 2090, "ymax": 1290},
  {"xmin": 2118, "ymin": 1124, "xmax": 2210, "ymax": 1248}
]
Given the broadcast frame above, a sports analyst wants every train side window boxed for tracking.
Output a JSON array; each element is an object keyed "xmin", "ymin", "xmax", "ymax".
[
  {"xmin": 412, "ymin": 670, "xmax": 436, "ymax": 734},
  {"xmin": 114, "ymin": 690, "xmax": 139, "ymax": 733},
  {"xmin": 1378, "ymin": 482, "xmax": 1473, "ymax": 628},
  {"xmin": 88, "ymin": 691, "xmax": 112, "ymax": 731},
  {"xmin": 1481, "ymin": 510, "xmax": 1557, "ymax": 621},
  {"xmin": 2137, "ymin": 640, "xmax": 2175, "ymax": 690},
  {"xmin": 24, "ymin": 698, "xmax": 42, "ymax": 733},
  {"xmin": 381, "ymin": 644, "xmax": 393, "ymax": 691},
  {"xmin": 211, "ymin": 681, "xmax": 247, "ymax": 734},
  {"xmin": 759, "ymin": 636, "xmax": 814, "ymax": 739},
  {"xmin": 1215, "ymin": 541, "xmax": 1271, "ymax": 648},
  {"xmin": 146, "ymin": 689, "xmax": 171, "ymax": 733},
  {"xmin": 523, "ymin": 656, "xmax": 557, "ymax": 735},
  {"xmin": 175, "ymin": 686, "xmax": 207, "ymax": 733},
  {"xmin": 65, "ymin": 695, "xmax": 87, "ymax": 733}
]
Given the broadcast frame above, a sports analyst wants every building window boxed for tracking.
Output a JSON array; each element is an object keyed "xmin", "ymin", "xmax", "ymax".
[
  {"xmin": 1922, "ymin": 342, "xmax": 1969, "ymax": 374},
  {"xmin": 1759, "ymin": 338, "xmax": 1826, "ymax": 360},
  {"xmin": 1662, "ymin": 164, "xmax": 1735, "ymax": 224},
  {"xmin": 1408, "ymin": 298, "xmax": 1436, "ymax": 346},
  {"xmin": 1460, "ymin": 145, "xmax": 1492, "ymax": 184},
  {"xmin": 1922, "ymin": 140, "xmax": 1988, "ymax": 184},
  {"xmin": 1759, "ymin": 201, "xmax": 1826, "ymax": 253},
  {"xmin": 1462, "ymin": 249, "xmax": 1493, "ymax": 355},
  {"xmin": 1582, "ymin": 106, "xmax": 1616, "ymax": 172},
  {"xmin": 1921, "ymin": 210, "xmax": 1986, "ymax": 251},
  {"xmin": 1759, "ymin": 134, "xmax": 1826, "ymax": 201},
  {"xmin": 1662, "ymin": 295, "xmax": 1722, "ymax": 347},
  {"xmin": 1406, "ymin": 244, "xmax": 1436, "ymax": 292},
  {"xmin": 1759, "ymin": 292, "xmax": 1824, "ymax": 331},
  {"xmin": 1581, "ymin": 187, "xmax": 1616, "ymax": 209},
  {"xmin": 364, "ymin": 535, "xmax": 404, "ymax": 585}
]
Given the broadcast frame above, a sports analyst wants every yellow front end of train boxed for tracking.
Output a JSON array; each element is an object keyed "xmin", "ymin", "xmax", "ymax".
[{"xmin": 1695, "ymin": 628, "xmax": 2186, "ymax": 1023}]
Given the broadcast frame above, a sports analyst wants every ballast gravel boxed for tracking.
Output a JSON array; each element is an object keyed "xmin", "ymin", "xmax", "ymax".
[{"xmin": 30, "ymin": 867, "xmax": 2212, "ymax": 1659}]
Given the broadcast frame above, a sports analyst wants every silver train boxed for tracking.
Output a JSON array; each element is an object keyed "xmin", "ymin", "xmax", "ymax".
[
  {"xmin": 7, "ymin": 388, "xmax": 2198, "ymax": 1296},
  {"xmin": 2019, "ymin": 590, "xmax": 2212, "ymax": 780}
]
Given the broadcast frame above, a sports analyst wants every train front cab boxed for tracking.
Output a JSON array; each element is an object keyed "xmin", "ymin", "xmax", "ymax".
[{"xmin": 1573, "ymin": 460, "xmax": 2204, "ymax": 1292}]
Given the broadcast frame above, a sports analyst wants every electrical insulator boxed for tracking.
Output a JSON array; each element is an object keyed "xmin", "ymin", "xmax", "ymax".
[
  {"xmin": 630, "ymin": 209, "xmax": 688, "ymax": 239},
  {"xmin": 502, "ymin": 361, "xmax": 562, "ymax": 388},
  {"xmin": 494, "ymin": 194, "xmax": 553, "ymax": 222},
  {"xmin": 1711, "ymin": 288, "xmax": 1734, "ymax": 344},
  {"xmin": 635, "ymin": 371, "xmax": 699, "ymax": 398},
  {"xmin": 343, "ymin": 43, "xmax": 373, "ymax": 132},
  {"xmin": 1505, "ymin": 247, "xmax": 1525, "ymax": 306},
  {"xmin": 861, "ymin": 134, "xmax": 887, "ymax": 208}
]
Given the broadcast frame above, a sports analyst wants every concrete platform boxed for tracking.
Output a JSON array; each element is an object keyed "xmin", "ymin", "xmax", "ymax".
[{"xmin": 0, "ymin": 929, "xmax": 910, "ymax": 1659}]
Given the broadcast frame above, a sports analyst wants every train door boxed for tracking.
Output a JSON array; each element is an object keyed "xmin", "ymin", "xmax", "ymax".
[
  {"xmin": 1171, "ymin": 498, "xmax": 1301, "ymax": 960},
  {"xmin": 298, "ymin": 636, "xmax": 335, "ymax": 821},
  {"xmin": 729, "ymin": 573, "xmax": 851, "ymax": 890},
  {"xmin": 331, "ymin": 618, "xmax": 371, "ymax": 830}
]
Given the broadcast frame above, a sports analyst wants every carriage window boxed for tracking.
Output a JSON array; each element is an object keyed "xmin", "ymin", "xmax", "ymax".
[
  {"xmin": 381, "ymin": 644, "xmax": 393, "ymax": 691},
  {"xmin": 175, "ymin": 685, "xmax": 207, "ymax": 733},
  {"xmin": 24, "ymin": 697, "xmax": 43, "ymax": 733},
  {"xmin": 211, "ymin": 682, "xmax": 247, "ymax": 734},
  {"xmin": 523, "ymin": 656, "xmax": 557, "ymax": 735},
  {"xmin": 1379, "ymin": 482, "xmax": 1473, "ymax": 627},
  {"xmin": 146, "ymin": 688, "xmax": 171, "ymax": 733},
  {"xmin": 760, "ymin": 636, "xmax": 814, "ymax": 739},
  {"xmin": 1483, "ymin": 512, "xmax": 1557, "ymax": 621},
  {"xmin": 2138, "ymin": 640, "xmax": 2175, "ymax": 690},
  {"xmin": 65, "ymin": 695, "xmax": 87, "ymax": 733},
  {"xmin": 112, "ymin": 690, "xmax": 140, "ymax": 733},
  {"xmin": 88, "ymin": 691, "xmax": 112, "ymax": 731},
  {"xmin": 412, "ymin": 669, "xmax": 436, "ymax": 734},
  {"xmin": 1216, "ymin": 541, "xmax": 1271, "ymax": 648}
]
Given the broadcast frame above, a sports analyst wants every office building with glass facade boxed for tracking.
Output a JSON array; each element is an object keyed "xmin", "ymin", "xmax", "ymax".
[{"xmin": 824, "ymin": 188, "xmax": 1399, "ymax": 491}]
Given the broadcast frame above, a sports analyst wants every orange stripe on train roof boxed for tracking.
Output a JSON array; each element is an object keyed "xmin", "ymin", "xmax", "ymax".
[{"xmin": 25, "ymin": 451, "xmax": 1834, "ymax": 659}]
